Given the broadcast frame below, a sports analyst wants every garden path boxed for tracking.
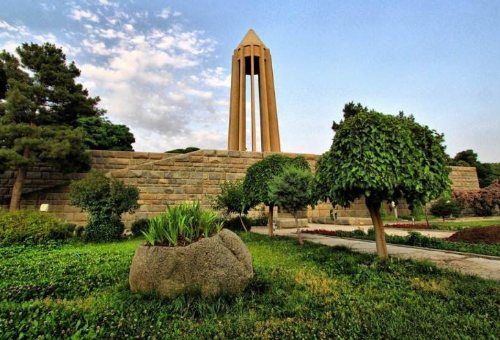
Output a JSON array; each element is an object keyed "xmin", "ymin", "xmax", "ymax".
[{"xmin": 251, "ymin": 226, "xmax": 500, "ymax": 281}]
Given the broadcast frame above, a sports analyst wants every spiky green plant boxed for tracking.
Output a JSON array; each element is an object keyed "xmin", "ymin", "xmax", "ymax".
[{"xmin": 143, "ymin": 202, "xmax": 223, "ymax": 246}]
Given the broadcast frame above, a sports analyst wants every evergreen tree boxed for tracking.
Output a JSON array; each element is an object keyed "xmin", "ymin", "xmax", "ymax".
[
  {"xmin": 77, "ymin": 116, "xmax": 135, "ymax": 151},
  {"xmin": 0, "ymin": 43, "xmax": 102, "ymax": 210}
]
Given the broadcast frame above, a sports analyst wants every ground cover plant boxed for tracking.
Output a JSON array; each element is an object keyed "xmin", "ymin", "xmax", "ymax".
[
  {"xmin": 0, "ymin": 210, "xmax": 72, "ymax": 245},
  {"xmin": 0, "ymin": 233, "xmax": 498, "ymax": 338},
  {"xmin": 303, "ymin": 228, "xmax": 500, "ymax": 257},
  {"xmin": 143, "ymin": 202, "xmax": 222, "ymax": 246}
]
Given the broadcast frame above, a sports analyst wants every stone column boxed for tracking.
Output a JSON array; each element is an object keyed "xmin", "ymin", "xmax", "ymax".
[{"xmin": 228, "ymin": 54, "xmax": 240, "ymax": 150}]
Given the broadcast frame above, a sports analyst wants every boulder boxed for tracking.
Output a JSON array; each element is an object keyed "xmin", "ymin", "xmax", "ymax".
[{"xmin": 129, "ymin": 229, "xmax": 253, "ymax": 298}]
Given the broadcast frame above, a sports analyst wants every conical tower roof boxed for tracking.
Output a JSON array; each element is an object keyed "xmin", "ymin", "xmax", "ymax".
[{"xmin": 239, "ymin": 29, "xmax": 266, "ymax": 47}]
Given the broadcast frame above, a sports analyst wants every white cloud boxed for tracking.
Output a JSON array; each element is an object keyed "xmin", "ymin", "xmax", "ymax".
[
  {"xmin": 200, "ymin": 67, "xmax": 231, "ymax": 87},
  {"xmin": 157, "ymin": 8, "xmax": 171, "ymax": 19},
  {"xmin": 69, "ymin": 8, "xmax": 100, "ymax": 23},
  {"xmin": 0, "ymin": 3, "xmax": 229, "ymax": 152}
]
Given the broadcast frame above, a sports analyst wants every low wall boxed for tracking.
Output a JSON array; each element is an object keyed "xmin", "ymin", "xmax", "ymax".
[{"xmin": 0, "ymin": 150, "xmax": 479, "ymax": 226}]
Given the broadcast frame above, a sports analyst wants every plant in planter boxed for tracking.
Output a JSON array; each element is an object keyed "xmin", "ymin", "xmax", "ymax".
[{"xmin": 129, "ymin": 202, "xmax": 253, "ymax": 299}]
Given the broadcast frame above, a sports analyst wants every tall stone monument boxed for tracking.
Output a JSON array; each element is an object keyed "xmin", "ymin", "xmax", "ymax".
[{"xmin": 228, "ymin": 29, "xmax": 281, "ymax": 152}]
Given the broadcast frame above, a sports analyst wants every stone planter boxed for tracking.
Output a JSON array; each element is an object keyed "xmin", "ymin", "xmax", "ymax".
[{"xmin": 129, "ymin": 229, "xmax": 253, "ymax": 298}]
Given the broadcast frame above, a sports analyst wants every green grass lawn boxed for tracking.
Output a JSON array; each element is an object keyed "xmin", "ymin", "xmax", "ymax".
[
  {"xmin": 430, "ymin": 219, "xmax": 500, "ymax": 230},
  {"xmin": 1, "ymin": 234, "xmax": 499, "ymax": 338}
]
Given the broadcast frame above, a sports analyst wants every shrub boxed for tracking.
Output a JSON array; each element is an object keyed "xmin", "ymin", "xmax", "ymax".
[
  {"xmin": 74, "ymin": 225, "xmax": 85, "ymax": 238},
  {"xmin": 131, "ymin": 218, "xmax": 150, "ymax": 237},
  {"xmin": 430, "ymin": 198, "xmax": 461, "ymax": 220},
  {"xmin": 0, "ymin": 210, "xmax": 71, "ymax": 245},
  {"xmin": 452, "ymin": 181, "xmax": 500, "ymax": 216},
  {"xmin": 143, "ymin": 202, "xmax": 222, "ymax": 246},
  {"xmin": 69, "ymin": 171, "xmax": 139, "ymax": 241},
  {"xmin": 213, "ymin": 180, "xmax": 250, "ymax": 231},
  {"xmin": 250, "ymin": 216, "xmax": 268, "ymax": 227},
  {"xmin": 223, "ymin": 216, "xmax": 252, "ymax": 232}
]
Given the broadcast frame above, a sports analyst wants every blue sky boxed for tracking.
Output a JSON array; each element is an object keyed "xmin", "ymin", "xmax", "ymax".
[{"xmin": 1, "ymin": 1, "xmax": 499, "ymax": 161}]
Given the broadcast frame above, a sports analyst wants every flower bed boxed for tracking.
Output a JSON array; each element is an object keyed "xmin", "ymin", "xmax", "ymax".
[{"xmin": 384, "ymin": 223, "xmax": 430, "ymax": 229}]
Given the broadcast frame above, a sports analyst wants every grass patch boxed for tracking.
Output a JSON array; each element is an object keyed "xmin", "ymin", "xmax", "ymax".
[
  {"xmin": 430, "ymin": 219, "xmax": 500, "ymax": 230},
  {"xmin": 0, "ymin": 234, "xmax": 498, "ymax": 338}
]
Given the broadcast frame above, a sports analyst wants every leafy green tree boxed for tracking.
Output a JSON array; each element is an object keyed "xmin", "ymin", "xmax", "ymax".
[
  {"xmin": 243, "ymin": 154, "xmax": 310, "ymax": 236},
  {"xmin": 269, "ymin": 165, "xmax": 313, "ymax": 243},
  {"xmin": 69, "ymin": 171, "xmax": 139, "ymax": 241},
  {"xmin": 316, "ymin": 103, "xmax": 450, "ymax": 258},
  {"xmin": 0, "ymin": 43, "xmax": 103, "ymax": 211},
  {"xmin": 77, "ymin": 116, "xmax": 135, "ymax": 151},
  {"xmin": 212, "ymin": 180, "xmax": 250, "ymax": 231}
]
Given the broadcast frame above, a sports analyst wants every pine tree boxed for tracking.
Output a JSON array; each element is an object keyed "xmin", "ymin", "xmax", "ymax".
[{"xmin": 0, "ymin": 43, "xmax": 101, "ymax": 211}]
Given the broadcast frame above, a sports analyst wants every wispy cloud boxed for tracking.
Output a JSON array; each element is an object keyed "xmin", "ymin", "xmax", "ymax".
[
  {"xmin": 69, "ymin": 8, "xmax": 100, "ymax": 23},
  {"xmin": 0, "ymin": 2, "xmax": 230, "ymax": 152}
]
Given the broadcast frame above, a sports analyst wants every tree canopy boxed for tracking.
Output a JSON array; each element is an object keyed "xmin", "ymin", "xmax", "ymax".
[
  {"xmin": 243, "ymin": 154, "xmax": 310, "ymax": 235},
  {"xmin": 316, "ymin": 103, "xmax": 450, "ymax": 257},
  {"xmin": 77, "ymin": 116, "xmax": 135, "ymax": 151},
  {"xmin": 269, "ymin": 165, "xmax": 313, "ymax": 240}
]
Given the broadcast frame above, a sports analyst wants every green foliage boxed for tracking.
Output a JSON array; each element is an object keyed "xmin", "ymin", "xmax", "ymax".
[
  {"xmin": 221, "ymin": 216, "xmax": 267, "ymax": 232},
  {"xmin": 268, "ymin": 165, "xmax": 313, "ymax": 219},
  {"xmin": 317, "ymin": 104, "xmax": 450, "ymax": 207},
  {"xmin": 0, "ymin": 234, "xmax": 498, "ymax": 338},
  {"xmin": 243, "ymin": 154, "xmax": 310, "ymax": 208},
  {"xmin": 131, "ymin": 218, "xmax": 149, "ymax": 237},
  {"xmin": 165, "ymin": 147, "xmax": 200, "ymax": 154},
  {"xmin": 69, "ymin": 171, "xmax": 139, "ymax": 241},
  {"xmin": 430, "ymin": 198, "xmax": 462, "ymax": 220},
  {"xmin": 213, "ymin": 180, "xmax": 250, "ymax": 216},
  {"xmin": 77, "ymin": 116, "xmax": 135, "ymax": 151},
  {"xmin": 143, "ymin": 202, "xmax": 222, "ymax": 246},
  {"xmin": 0, "ymin": 210, "xmax": 71, "ymax": 245}
]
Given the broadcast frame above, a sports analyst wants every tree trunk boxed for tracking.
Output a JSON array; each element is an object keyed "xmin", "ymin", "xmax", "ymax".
[
  {"xmin": 294, "ymin": 214, "xmax": 303, "ymax": 245},
  {"xmin": 424, "ymin": 204, "xmax": 430, "ymax": 228},
  {"xmin": 238, "ymin": 214, "xmax": 248, "ymax": 232},
  {"xmin": 9, "ymin": 147, "xmax": 29, "ymax": 212},
  {"xmin": 366, "ymin": 199, "xmax": 388, "ymax": 259},
  {"xmin": 9, "ymin": 147, "xmax": 29, "ymax": 211},
  {"xmin": 268, "ymin": 204, "xmax": 274, "ymax": 236}
]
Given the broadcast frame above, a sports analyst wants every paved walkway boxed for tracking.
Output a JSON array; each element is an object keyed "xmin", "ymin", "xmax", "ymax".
[
  {"xmin": 252, "ymin": 226, "xmax": 500, "ymax": 281},
  {"xmin": 304, "ymin": 223, "xmax": 455, "ymax": 238}
]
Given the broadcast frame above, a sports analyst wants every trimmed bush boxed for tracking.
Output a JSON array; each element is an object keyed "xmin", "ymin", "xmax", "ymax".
[
  {"xmin": 430, "ymin": 198, "xmax": 461, "ymax": 220},
  {"xmin": 69, "ymin": 171, "xmax": 139, "ymax": 242},
  {"xmin": 0, "ymin": 210, "xmax": 71, "ymax": 245},
  {"xmin": 131, "ymin": 218, "xmax": 149, "ymax": 237}
]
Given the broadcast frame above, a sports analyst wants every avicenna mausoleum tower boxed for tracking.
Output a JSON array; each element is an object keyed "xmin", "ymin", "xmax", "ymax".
[{"xmin": 228, "ymin": 30, "xmax": 281, "ymax": 152}]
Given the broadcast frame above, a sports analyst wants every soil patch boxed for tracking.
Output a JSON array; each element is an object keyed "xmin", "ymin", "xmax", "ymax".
[{"xmin": 448, "ymin": 226, "xmax": 500, "ymax": 245}]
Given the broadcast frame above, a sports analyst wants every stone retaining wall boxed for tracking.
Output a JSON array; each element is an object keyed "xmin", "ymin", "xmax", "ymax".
[{"xmin": 0, "ymin": 150, "xmax": 479, "ymax": 226}]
